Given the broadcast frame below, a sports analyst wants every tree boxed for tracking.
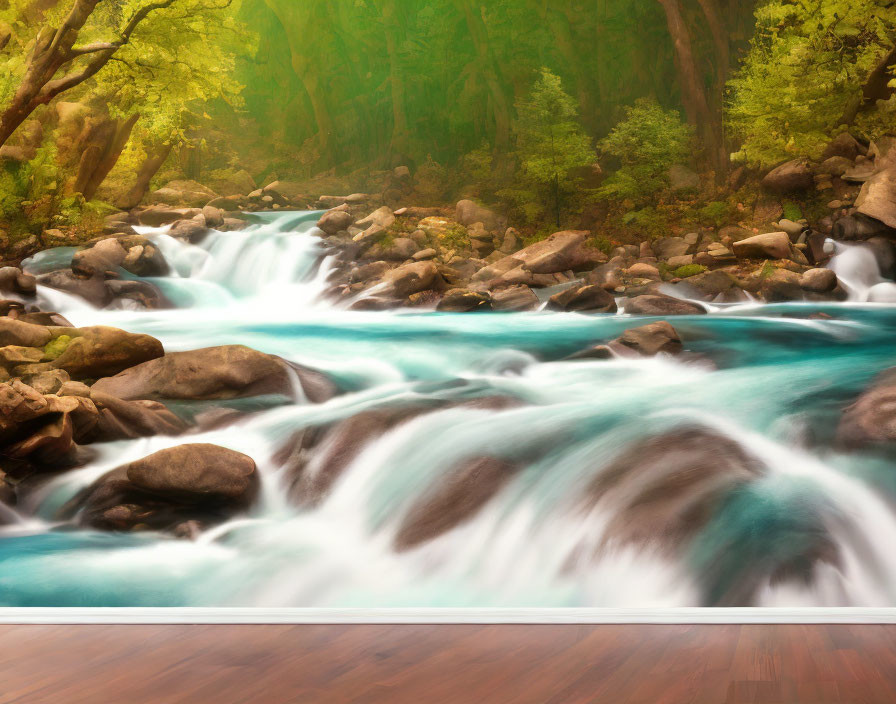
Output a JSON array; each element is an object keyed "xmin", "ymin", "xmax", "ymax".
[
  {"xmin": 515, "ymin": 68, "xmax": 595, "ymax": 227},
  {"xmin": 0, "ymin": 0, "xmax": 182, "ymax": 148},
  {"xmin": 728, "ymin": 0, "xmax": 896, "ymax": 168}
]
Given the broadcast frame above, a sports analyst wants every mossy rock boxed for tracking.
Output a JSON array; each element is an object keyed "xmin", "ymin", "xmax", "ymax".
[
  {"xmin": 673, "ymin": 264, "xmax": 708, "ymax": 278},
  {"xmin": 43, "ymin": 335, "xmax": 73, "ymax": 361}
]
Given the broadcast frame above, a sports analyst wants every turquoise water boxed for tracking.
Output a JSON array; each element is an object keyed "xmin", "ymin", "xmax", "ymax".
[{"xmin": 5, "ymin": 214, "xmax": 896, "ymax": 608}]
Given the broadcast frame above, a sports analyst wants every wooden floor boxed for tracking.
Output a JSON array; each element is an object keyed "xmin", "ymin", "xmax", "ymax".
[{"xmin": 1, "ymin": 624, "xmax": 895, "ymax": 703}]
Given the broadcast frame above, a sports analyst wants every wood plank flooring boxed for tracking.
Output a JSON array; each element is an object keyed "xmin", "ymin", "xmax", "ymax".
[{"xmin": 1, "ymin": 624, "xmax": 895, "ymax": 703}]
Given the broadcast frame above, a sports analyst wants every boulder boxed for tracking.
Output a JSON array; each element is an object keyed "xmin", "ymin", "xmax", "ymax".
[
  {"xmin": 762, "ymin": 159, "xmax": 813, "ymax": 193},
  {"xmin": 356, "ymin": 206, "xmax": 395, "ymax": 231},
  {"xmin": 652, "ymin": 237, "xmax": 691, "ymax": 260},
  {"xmin": 668, "ymin": 164, "xmax": 700, "ymax": 192},
  {"xmin": 437, "ymin": 289, "xmax": 491, "ymax": 312},
  {"xmin": 615, "ymin": 321, "xmax": 683, "ymax": 356},
  {"xmin": 317, "ymin": 209, "xmax": 354, "ymax": 236},
  {"xmin": 456, "ymin": 200, "xmax": 504, "ymax": 232},
  {"xmin": 89, "ymin": 391, "xmax": 188, "ymax": 441},
  {"xmin": 838, "ymin": 369, "xmax": 896, "ymax": 448},
  {"xmin": 151, "ymin": 180, "xmax": 218, "ymax": 208},
  {"xmin": 799, "ymin": 268, "xmax": 838, "ymax": 294},
  {"xmin": 70, "ymin": 444, "xmax": 258, "ymax": 534},
  {"xmin": 127, "ymin": 444, "xmax": 257, "ymax": 502},
  {"xmin": 832, "ymin": 213, "xmax": 896, "ymax": 241},
  {"xmin": 761, "ymin": 269, "xmax": 803, "ymax": 302},
  {"xmin": 547, "ymin": 284, "xmax": 617, "ymax": 313},
  {"xmin": 732, "ymin": 232, "xmax": 793, "ymax": 260},
  {"xmin": 0, "ymin": 318, "xmax": 52, "ymax": 348},
  {"xmin": 17, "ymin": 326, "xmax": 163, "ymax": 381},
  {"xmin": 822, "ymin": 133, "xmax": 866, "ymax": 161},
  {"xmin": 91, "ymin": 345, "xmax": 335, "ymax": 403},
  {"xmin": 855, "ymin": 167, "xmax": 896, "ymax": 229},
  {"xmin": 134, "ymin": 207, "xmax": 202, "ymax": 228},
  {"xmin": 201, "ymin": 205, "xmax": 225, "ymax": 229},
  {"xmin": 381, "ymin": 261, "xmax": 440, "ymax": 298},
  {"xmin": 490, "ymin": 286, "xmax": 540, "ymax": 312},
  {"xmin": 0, "ymin": 267, "xmax": 36, "ymax": 296},
  {"xmin": 474, "ymin": 231, "xmax": 604, "ymax": 285},
  {"xmin": 624, "ymin": 294, "xmax": 706, "ymax": 316}
]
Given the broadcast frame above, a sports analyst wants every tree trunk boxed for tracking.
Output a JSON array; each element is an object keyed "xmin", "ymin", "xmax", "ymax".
[
  {"xmin": 695, "ymin": 0, "xmax": 729, "ymax": 91},
  {"xmin": 116, "ymin": 141, "xmax": 172, "ymax": 210},
  {"xmin": 656, "ymin": 0, "xmax": 727, "ymax": 177},
  {"xmin": 380, "ymin": 0, "xmax": 410, "ymax": 161},
  {"xmin": 0, "ymin": 0, "xmax": 175, "ymax": 148},
  {"xmin": 839, "ymin": 44, "xmax": 896, "ymax": 127},
  {"xmin": 456, "ymin": 0, "xmax": 512, "ymax": 154},
  {"xmin": 79, "ymin": 113, "xmax": 139, "ymax": 201},
  {"xmin": 265, "ymin": 0, "xmax": 337, "ymax": 168}
]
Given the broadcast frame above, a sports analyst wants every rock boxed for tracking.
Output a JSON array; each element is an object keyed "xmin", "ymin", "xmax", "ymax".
[
  {"xmin": 264, "ymin": 181, "xmax": 306, "ymax": 201},
  {"xmin": 500, "ymin": 228, "xmax": 521, "ymax": 253},
  {"xmin": 72, "ymin": 236, "xmax": 168, "ymax": 278},
  {"xmin": 832, "ymin": 213, "xmax": 896, "ymax": 241},
  {"xmin": 855, "ymin": 167, "xmax": 896, "ymax": 229},
  {"xmin": 777, "ymin": 219, "xmax": 805, "ymax": 240},
  {"xmin": 547, "ymin": 284, "xmax": 617, "ymax": 313},
  {"xmin": 151, "ymin": 180, "xmax": 218, "ymax": 208},
  {"xmin": 667, "ymin": 255, "xmax": 693, "ymax": 269},
  {"xmin": 356, "ymin": 206, "xmax": 396, "ymax": 231},
  {"xmin": 686, "ymin": 270, "xmax": 738, "ymax": 299},
  {"xmin": 412, "ymin": 248, "xmax": 437, "ymax": 261},
  {"xmin": 437, "ymin": 289, "xmax": 491, "ymax": 312},
  {"xmin": 761, "ymin": 269, "xmax": 802, "ymax": 302},
  {"xmin": 0, "ymin": 318, "xmax": 52, "ymax": 348},
  {"xmin": 732, "ymin": 232, "xmax": 793, "ymax": 260},
  {"xmin": 623, "ymin": 263, "xmax": 661, "ymax": 280},
  {"xmin": 806, "ymin": 232, "xmax": 832, "ymax": 264},
  {"xmin": 91, "ymin": 345, "xmax": 335, "ymax": 403},
  {"xmin": 89, "ymin": 391, "xmax": 188, "ymax": 441},
  {"xmin": 167, "ymin": 219, "xmax": 209, "ymax": 242},
  {"xmin": 456, "ymin": 200, "xmax": 504, "ymax": 232},
  {"xmin": 615, "ymin": 321, "xmax": 682, "ymax": 356},
  {"xmin": 838, "ymin": 369, "xmax": 896, "ymax": 448},
  {"xmin": 381, "ymin": 261, "xmax": 440, "ymax": 298},
  {"xmin": 491, "ymin": 285, "xmax": 540, "ymax": 312},
  {"xmin": 17, "ymin": 326, "xmax": 163, "ymax": 381},
  {"xmin": 624, "ymin": 294, "xmax": 706, "ymax": 316},
  {"xmin": 668, "ymin": 164, "xmax": 700, "ymax": 192},
  {"xmin": 127, "ymin": 444, "xmax": 257, "ymax": 501},
  {"xmin": 133, "ymin": 206, "xmax": 201, "ymax": 228},
  {"xmin": 762, "ymin": 159, "xmax": 813, "ymax": 193},
  {"xmin": 201, "ymin": 205, "xmax": 225, "ymax": 229},
  {"xmin": 652, "ymin": 237, "xmax": 691, "ymax": 260},
  {"xmin": 818, "ymin": 156, "xmax": 855, "ymax": 178},
  {"xmin": 70, "ymin": 445, "xmax": 258, "ymax": 534},
  {"xmin": 0, "ymin": 267, "xmax": 35, "ymax": 296},
  {"xmin": 317, "ymin": 209, "xmax": 354, "ymax": 235},
  {"xmin": 823, "ymin": 133, "xmax": 866, "ymax": 161},
  {"xmin": 799, "ymin": 268, "xmax": 838, "ymax": 293},
  {"xmin": 395, "ymin": 456, "xmax": 519, "ymax": 551},
  {"xmin": 474, "ymin": 231, "xmax": 605, "ymax": 285}
]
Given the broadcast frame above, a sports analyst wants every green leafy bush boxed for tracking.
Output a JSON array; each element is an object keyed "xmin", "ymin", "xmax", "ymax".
[
  {"xmin": 597, "ymin": 99, "xmax": 693, "ymax": 203},
  {"xmin": 698, "ymin": 201, "xmax": 732, "ymax": 227}
]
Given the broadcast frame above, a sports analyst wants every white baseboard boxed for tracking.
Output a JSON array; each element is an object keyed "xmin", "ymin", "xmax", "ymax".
[{"xmin": 1, "ymin": 608, "xmax": 896, "ymax": 624}]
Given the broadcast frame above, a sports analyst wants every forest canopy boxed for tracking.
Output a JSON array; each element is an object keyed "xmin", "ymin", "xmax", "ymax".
[{"xmin": 0, "ymin": 0, "xmax": 893, "ymax": 240}]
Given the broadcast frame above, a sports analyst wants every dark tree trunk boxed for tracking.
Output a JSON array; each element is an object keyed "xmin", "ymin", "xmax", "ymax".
[
  {"xmin": 77, "ymin": 113, "xmax": 139, "ymax": 201},
  {"xmin": 840, "ymin": 44, "xmax": 896, "ymax": 127},
  {"xmin": 116, "ymin": 141, "xmax": 172, "ymax": 210},
  {"xmin": 656, "ymin": 0, "xmax": 727, "ymax": 177}
]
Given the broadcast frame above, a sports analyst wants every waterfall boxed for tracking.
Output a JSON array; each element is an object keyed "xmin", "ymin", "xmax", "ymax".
[
  {"xmin": 4, "ymin": 213, "xmax": 896, "ymax": 608},
  {"xmin": 829, "ymin": 241, "xmax": 896, "ymax": 302}
]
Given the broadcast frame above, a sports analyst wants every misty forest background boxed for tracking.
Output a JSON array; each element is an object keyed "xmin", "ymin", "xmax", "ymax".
[{"xmin": 0, "ymin": 0, "xmax": 894, "ymax": 255}]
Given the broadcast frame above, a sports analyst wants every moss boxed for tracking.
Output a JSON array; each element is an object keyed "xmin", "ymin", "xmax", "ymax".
[
  {"xmin": 43, "ymin": 335, "xmax": 73, "ymax": 361},
  {"xmin": 782, "ymin": 202, "xmax": 803, "ymax": 222},
  {"xmin": 439, "ymin": 224, "xmax": 471, "ymax": 251},
  {"xmin": 673, "ymin": 264, "xmax": 708, "ymax": 278},
  {"xmin": 589, "ymin": 234, "xmax": 615, "ymax": 256}
]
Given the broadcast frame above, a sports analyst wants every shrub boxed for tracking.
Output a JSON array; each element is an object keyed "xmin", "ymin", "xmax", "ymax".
[
  {"xmin": 597, "ymin": 98, "xmax": 693, "ymax": 203},
  {"xmin": 698, "ymin": 201, "xmax": 732, "ymax": 227}
]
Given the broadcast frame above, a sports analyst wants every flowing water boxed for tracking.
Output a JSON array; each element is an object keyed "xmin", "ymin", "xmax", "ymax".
[{"xmin": 2, "ymin": 213, "xmax": 896, "ymax": 608}]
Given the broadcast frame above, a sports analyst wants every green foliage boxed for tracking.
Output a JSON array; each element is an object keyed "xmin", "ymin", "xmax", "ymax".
[
  {"xmin": 782, "ymin": 202, "xmax": 803, "ymax": 222},
  {"xmin": 621, "ymin": 206, "xmax": 666, "ymax": 239},
  {"xmin": 515, "ymin": 68, "xmax": 595, "ymax": 189},
  {"xmin": 597, "ymin": 99, "xmax": 693, "ymax": 202},
  {"xmin": 698, "ymin": 200, "xmax": 733, "ymax": 226},
  {"xmin": 673, "ymin": 264, "xmax": 708, "ymax": 278},
  {"xmin": 728, "ymin": 0, "xmax": 896, "ymax": 167},
  {"xmin": 589, "ymin": 234, "xmax": 615, "ymax": 255}
]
